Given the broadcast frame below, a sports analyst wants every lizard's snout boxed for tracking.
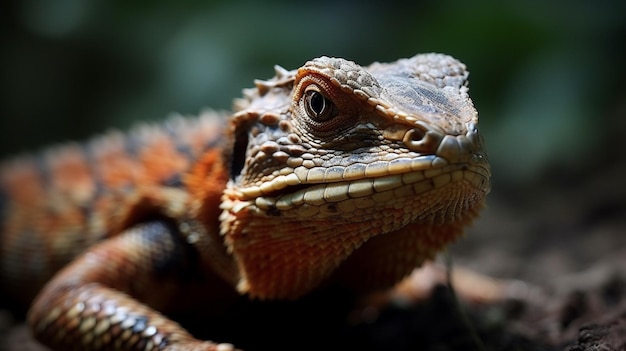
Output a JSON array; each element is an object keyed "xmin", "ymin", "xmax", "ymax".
[{"xmin": 401, "ymin": 121, "xmax": 487, "ymax": 167}]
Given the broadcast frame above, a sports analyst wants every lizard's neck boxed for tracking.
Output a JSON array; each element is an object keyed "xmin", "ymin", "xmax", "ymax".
[{"xmin": 183, "ymin": 148, "xmax": 240, "ymax": 287}]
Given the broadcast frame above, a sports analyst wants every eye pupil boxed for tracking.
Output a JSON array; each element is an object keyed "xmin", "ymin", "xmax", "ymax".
[
  {"xmin": 309, "ymin": 91, "xmax": 325, "ymax": 114},
  {"xmin": 304, "ymin": 90, "xmax": 335, "ymax": 122}
]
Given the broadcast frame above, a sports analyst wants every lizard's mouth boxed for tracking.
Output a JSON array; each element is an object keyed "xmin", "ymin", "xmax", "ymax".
[{"xmin": 240, "ymin": 157, "xmax": 489, "ymax": 217}]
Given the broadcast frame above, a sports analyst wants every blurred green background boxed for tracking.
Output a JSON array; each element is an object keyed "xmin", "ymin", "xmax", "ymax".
[{"xmin": 1, "ymin": 0, "xmax": 625, "ymax": 193}]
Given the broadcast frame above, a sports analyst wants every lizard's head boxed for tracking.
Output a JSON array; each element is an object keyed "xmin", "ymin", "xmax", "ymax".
[{"xmin": 220, "ymin": 54, "xmax": 490, "ymax": 299}]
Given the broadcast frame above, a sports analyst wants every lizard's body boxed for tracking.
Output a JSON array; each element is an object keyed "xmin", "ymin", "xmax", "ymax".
[{"xmin": 0, "ymin": 54, "xmax": 490, "ymax": 350}]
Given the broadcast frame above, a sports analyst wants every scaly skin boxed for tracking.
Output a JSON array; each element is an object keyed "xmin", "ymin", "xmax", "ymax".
[{"xmin": 0, "ymin": 53, "xmax": 490, "ymax": 350}]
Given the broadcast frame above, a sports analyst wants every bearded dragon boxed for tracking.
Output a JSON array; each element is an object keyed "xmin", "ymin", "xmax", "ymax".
[{"xmin": 0, "ymin": 53, "xmax": 490, "ymax": 350}]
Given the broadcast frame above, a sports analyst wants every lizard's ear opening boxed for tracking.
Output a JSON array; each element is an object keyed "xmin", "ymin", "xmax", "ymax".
[{"xmin": 229, "ymin": 126, "xmax": 248, "ymax": 181}]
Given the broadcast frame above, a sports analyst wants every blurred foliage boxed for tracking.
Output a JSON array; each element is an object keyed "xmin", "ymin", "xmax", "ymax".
[{"xmin": 1, "ymin": 0, "xmax": 625, "ymax": 191}]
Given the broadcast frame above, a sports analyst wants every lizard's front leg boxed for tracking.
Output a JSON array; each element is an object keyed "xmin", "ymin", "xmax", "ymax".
[{"xmin": 27, "ymin": 220, "xmax": 234, "ymax": 351}]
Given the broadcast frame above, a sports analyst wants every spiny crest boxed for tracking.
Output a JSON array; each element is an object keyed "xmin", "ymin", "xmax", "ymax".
[{"xmin": 233, "ymin": 65, "xmax": 296, "ymax": 113}]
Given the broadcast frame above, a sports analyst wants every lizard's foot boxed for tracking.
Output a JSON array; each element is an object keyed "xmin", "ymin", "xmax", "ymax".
[{"xmin": 352, "ymin": 261, "xmax": 535, "ymax": 322}]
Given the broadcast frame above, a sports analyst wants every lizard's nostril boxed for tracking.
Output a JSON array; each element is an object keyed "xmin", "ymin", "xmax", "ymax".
[
  {"xmin": 402, "ymin": 128, "xmax": 426, "ymax": 151},
  {"xmin": 406, "ymin": 128, "xmax": 425, "ymax": 143},
  {"xmin": 402, "ymin": 127, "xmax": 441, "ymax": 153}
]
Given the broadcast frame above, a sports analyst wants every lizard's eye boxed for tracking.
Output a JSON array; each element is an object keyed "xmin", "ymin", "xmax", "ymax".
[
  {"xmin": 304, "ymin": 88, "xmax": 337, "ymax": 122},
  {"xmin": 295, "ymin": 80, "xmax": 355, "ymax": 135}
]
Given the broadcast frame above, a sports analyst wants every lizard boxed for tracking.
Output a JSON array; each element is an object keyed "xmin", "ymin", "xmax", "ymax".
[{"xmin": 0, "ymin": 53, "xmax": 490, "ymax": 351}]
